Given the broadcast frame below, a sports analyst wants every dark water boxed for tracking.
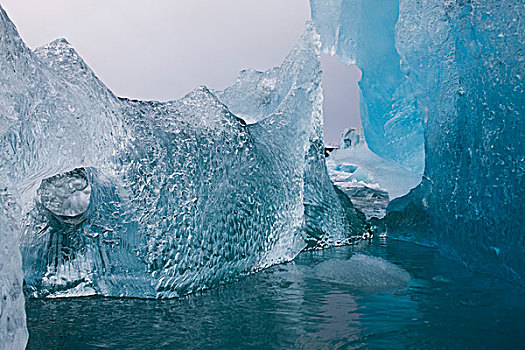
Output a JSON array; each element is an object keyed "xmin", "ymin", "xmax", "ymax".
[{"xmin": 26, "ymin": 239, "xmax": 525, "ymax": 349}]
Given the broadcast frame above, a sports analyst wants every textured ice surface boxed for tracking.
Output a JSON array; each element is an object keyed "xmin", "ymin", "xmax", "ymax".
[
  {"xmin": 0, "ymin": 181, "xmax": 28, "ymax": 350},
  {"xmin": 216, "ymin": 35, "xmax": 367, "ymax": 248},
  {"xmin": 309, "ymin": 0, "xmax": 425, "ymax": 174},
  {"xmin": 0, "ymin": 10, "xmax": 29, "ymax": 349},
  {"xmin": 327, "ymin": 129, "xmax": 421, "ymax": 200},
  {"xmin": 0, "ymin": 3, "xmax": 366, "ymax": 315},
  {"xmin": 312, "ymin": 0, "xmax": 525, "ymax": 282},
  {"xmin": 394, "ymin": 0, "xmax": 524, "ymax": 282}
]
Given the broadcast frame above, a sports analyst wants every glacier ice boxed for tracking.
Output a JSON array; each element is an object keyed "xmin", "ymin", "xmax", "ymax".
[
  {"xmin": 215, "ymin": 43, "xmax": 367, "ymax": 247},
  {"xmin": 0, "ymin": 3, "xmax": 366, "ymax": 317},
  {"xmin": 311, "ymin": 0, "xmax": 525, "ymax": 282}
]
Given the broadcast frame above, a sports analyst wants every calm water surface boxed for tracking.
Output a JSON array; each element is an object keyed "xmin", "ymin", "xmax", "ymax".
[{"xmin": 26, "ymin": 239, "xmax": 525, "ymax": 349}]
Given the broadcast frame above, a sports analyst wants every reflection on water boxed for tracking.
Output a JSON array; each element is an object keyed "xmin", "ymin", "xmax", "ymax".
[{"xmin": 27, "ymin": 239, "xmax": 525, "ymax": 349}]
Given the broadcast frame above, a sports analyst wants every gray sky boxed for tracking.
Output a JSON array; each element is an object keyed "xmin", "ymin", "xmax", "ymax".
[{"xmin": 1, "ymin": 0, "xmax": 360, "ymax": 143}]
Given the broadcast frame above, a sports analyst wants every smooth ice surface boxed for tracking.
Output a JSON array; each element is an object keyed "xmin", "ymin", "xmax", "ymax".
[
  {"xmin": 0, "ymin": 4, "xmax": 366, "ymax": 318},
  {"xmin": 311, "ymin": 0, "xmax": 525, "ymax": 282},
  {"xmin": 314, "ymin": 253, "xmax": 411, "ymax": 290},
  {"xmin": 327, "ymin": 129, "xmax": 421, "ymax": 200},
  {"xmin": 309, "ymin": 0, "xmax": 425, "ymax": 174}
]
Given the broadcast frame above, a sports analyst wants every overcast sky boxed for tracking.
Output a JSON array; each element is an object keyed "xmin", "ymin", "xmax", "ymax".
[{"xmin": 1, "ymin": 0, "xmax": 361, "ymax": 143}]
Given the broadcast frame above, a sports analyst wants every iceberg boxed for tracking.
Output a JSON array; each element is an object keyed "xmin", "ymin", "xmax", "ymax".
[
  {"xmin": 311, "ymin": 0, "xmax": 525, "ymax": 282},
  {"xmin": 0, "ymin": 3, "xmax": 366, "ymax": 319}
]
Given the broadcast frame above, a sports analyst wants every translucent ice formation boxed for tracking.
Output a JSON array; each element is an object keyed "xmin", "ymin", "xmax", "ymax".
[
  {"xmin": 216, "ymin": 35, "xmax": 367, "ymax": 247},
  {"xmin": 311, "ymin": 0, "xmax": 525, "ymax": 282},
  {"xmin": 0, "ymin": 5, "xmax": 366, "ymax": 326},
  {"xmin": 309, "ymin": 0, "xmax": 425, "ymax": 174}
]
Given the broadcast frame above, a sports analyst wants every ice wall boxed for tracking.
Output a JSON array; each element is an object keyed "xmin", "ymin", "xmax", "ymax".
[
  {"xmin": 0, "ymin": 8, "xmax": 29, "ymax": 349},
  {"xmin": 0, "ymin": 3, "xmax": 366, "ymax": 318},
  {"xmin": 311, "ymin": 0, "xmax": 525, "ymax": 282},
  {"xmin": 309, "ymin": 0, "xmax": 424, "ymax": 174},
  {"xmin": 0, "ymin": 180, "xmax": 27, "ymax": 350}
]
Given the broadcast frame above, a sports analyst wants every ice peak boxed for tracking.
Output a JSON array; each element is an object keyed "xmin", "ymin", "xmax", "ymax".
[
  {"xmin": 35, "ymin": 37, "xmax": 81, "ymax": 62},
  {"xmin": 0, "ymin": 4, "xmax": 31, "ymax": 57},
  {"xmin": 0, "ymin": 4, "xmax": 13, "ymax": 28},
  {"xmin": 34, "ymin": 37, "xmax": 114, "ymax": 96},
  {"xmin": 47, "ymin": 37, "xmax": 72, "ymax": 47}
]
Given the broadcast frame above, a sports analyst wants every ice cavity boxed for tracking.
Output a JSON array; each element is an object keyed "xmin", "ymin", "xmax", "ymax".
[
  {"xmin": 38, "ymin": 168, "xmax": 91, "ymax": 220},
  {"xmin": 328, "ymin": 128, "xmax": 421, "ymax": 201},
  {"xmin": 314, "ymin": 254, "xmax": 411, "ymax": 290}
]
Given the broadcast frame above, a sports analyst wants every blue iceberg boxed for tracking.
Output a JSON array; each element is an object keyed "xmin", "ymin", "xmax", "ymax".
[{"xmin": 311, "ymin": 0, "xmax": 525, "ymax": 282}]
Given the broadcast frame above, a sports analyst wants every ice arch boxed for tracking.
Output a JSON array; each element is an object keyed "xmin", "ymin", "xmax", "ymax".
[
  {"xmin": 310, "ymin": 0, "xmax": 425, "ymax": 175},
  {"xmin": 310, "ymin": 0, "xmax": 525, "ymax": 283}
]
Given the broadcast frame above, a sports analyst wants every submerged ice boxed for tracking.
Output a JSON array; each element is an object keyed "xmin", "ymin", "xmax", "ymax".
[{"xmin": 314, "ymin": 254, "xmax": 411, "ymax": 290}]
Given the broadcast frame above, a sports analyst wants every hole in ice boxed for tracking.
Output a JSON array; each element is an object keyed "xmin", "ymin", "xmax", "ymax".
[{"xmin": 38, "ymin": 167, "xmax": 91, "ymax": 219}]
